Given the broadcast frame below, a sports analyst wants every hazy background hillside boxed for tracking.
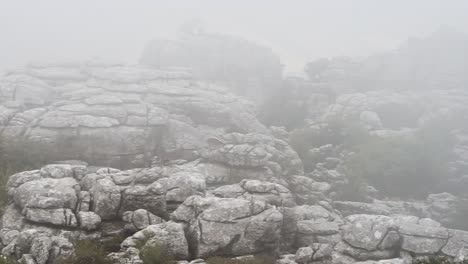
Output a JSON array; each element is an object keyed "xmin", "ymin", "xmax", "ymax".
[{"xmin": 1, "ymin": 0, "xmax": 468, "ymax": 73}]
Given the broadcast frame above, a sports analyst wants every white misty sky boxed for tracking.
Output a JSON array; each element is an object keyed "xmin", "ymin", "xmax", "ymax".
[{"xmin": 0, "ymin": 0, "xmax": 467, "ymax": 73}]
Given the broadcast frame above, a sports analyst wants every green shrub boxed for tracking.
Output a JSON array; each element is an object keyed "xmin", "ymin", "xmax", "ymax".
[
  {"xmin": 0, "ymin": 255, "xmax": 17, "ymax": 264},
  {"xmin": 289, "ymin": 118, "xmax": 369, "ymax": 172},
  {"xmin": 61, "ymin": 240, "xmax": 111, "ymax": 264},
  {"xmin": 344, "ymin": 133, "xmax": 452, "ymax": 199},
  {"xmin": 206, "ymin": 255, "xmax": 275, "ymax": 264},
  {"xmin": 101, "ymin": 235, "xmax": 126, "ymax": 255},
  {"xmin": 139, "ymin": 242, "xmax": 174, "ymax": 264}
]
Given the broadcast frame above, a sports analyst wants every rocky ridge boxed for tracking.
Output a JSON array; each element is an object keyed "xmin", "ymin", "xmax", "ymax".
[
  {"xmin": 3, "ymin": 161, "xmax": 468, "ymax": 264},
  {"xmin": 1, "ymin": 63, "xmax": 468, "ymax": 264},
  {"xmin": 0, "ymin": 62, "xmax": 267, "ymax": 168}
]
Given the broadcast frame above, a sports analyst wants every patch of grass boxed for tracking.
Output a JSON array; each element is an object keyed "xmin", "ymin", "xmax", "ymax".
[
  {"xmin": 413, "ymin": 256, "xmax": 454, "ymax": 264},
  {"xmin": 206, "ymin": 255, "xmax": 276, "ymax": 264},
  {"xmin": 0, "ymin": 255, "xmax": 17, "ymax": 264},
  {"xmin": 289, "ymin": 118, "xmax": 369, "ymax": 172},
  {"xmin": 139, "ymin": 242, "xmax": 174, "ymax": 264},
  {"xmin": 101, "ymin": 235, "xmax": 126, "ymax": 255},
  {"xmin": 60, "ymin": 240, "xmax": 111, "ymax": 264}
]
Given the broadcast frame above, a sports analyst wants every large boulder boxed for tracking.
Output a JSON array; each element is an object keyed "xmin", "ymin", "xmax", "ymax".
[
  {"xmin": 171, "ymin": 195, "xmax": 283, "ymax": 258},
  {"xmin": 210, "ymin": 179, "xmax": 295, "ymax": 207},
  {"xmin": 200, "ymin": 132, "xmax": 303, "ymax": 180},
  {"xmin": 283, "ymin": 204, "xmax": 343, "ymax": 249},
  {"xmin": 120, "ymin": 222, "xmax": 189, "ymax": 260}
]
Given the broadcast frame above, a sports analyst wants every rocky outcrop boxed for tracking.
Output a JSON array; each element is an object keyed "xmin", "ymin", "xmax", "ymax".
[
  {"xmin": 172, "ymin": 195, "xmax": 283, "ymax": 258},
  {"xmin": 140, "ymin": 25, "xmax": 283, "ymax": 101},
  {"xmin": 0, "ymin": 145, "xmax": 302, "ymax": 264},
  {"xmin": 0, "ymin": 62, "xmax": 268, "ymax": 169},
  {"xmin": 2, "ymin": 54, "xmax": 468, "ymax": 264},
  {"xmin": 4, "ymin": 160, "xmax": 468, "ymax": 264},
  {"xmin": 278, "ymin": 214, "xmax": 468, "ymax": 264},
  {"xmin": 332, "ymin": 192, "xmax": 460, "ymax": 228}
]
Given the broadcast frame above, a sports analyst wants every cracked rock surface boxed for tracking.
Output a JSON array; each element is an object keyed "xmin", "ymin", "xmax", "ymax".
[{"xmin": 2, "ymin": 63, "xmax": 468, "ymax": 264}]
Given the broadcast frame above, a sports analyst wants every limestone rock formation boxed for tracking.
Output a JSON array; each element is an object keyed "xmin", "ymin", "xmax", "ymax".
[
  {"xmin": 0, "ymin": 62, "xmax": 268, "ymax": 169},
  {"xmin": 140, "ymin": 26, "xmax": 283, "ymax": 101},
  {"xmin": 2, "ymin": 50, "xmax": 468, "ymax": 264},
  {"xmin": 3, "ymin": 159, "xmax": 468, "ymax": 264}
]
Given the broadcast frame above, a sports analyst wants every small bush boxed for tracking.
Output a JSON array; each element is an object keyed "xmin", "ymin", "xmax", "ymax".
[
  {"xmin": 344, "ymin": 133, "xmax": 452, "ymax": 199},
  {"xmin": 0, "ymin": 255, "xmax": 17, "ymax": 264},
  {"xmin": 139, "ymin": 242, "xmax": 174, "ymax": 264},
  {"xmin": 101, "ymin": 235, "xmax": 126, "ymax": 254},
  {"xmin": 206, "ymin": 255, "xmax": 275, "ymax": 264},
  {"xmin": 413, "ymin": 256, "xmax": 448, "ymax": 264},
  {"xmin": 289, "ymin": 118, "xmax": 369, "ymax": 172},
  {"xmin": 61, "ymin": 240, "xmax": 111, "ymax": 264}
]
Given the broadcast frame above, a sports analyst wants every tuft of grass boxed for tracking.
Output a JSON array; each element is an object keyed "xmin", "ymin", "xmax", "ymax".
[
  {"xmin": 0, "ymin": 255, "xmax": 17, "ymax": 264},
  {"xmin": 60, "ymin": 240, "xmax": 111, "ymax": 264},
  {"xmin": 101, "ymin": 235, "xmax": 126, "ymax": 255},
  {"xmin": 139, "ymin": 242, "xmax": 174, "ymax": 264},
  {"xmin": 413, "ymin": 256, "xmax": 452, "ymax": 264},
  {"xmin": 206, "ymin": 255, "xmax": 276, "ymax": 264}
]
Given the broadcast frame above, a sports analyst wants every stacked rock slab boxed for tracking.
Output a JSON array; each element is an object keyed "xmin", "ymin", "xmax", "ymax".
[
  {"xmin": 3, "ymin": 62, "xmax": 468, "ymax": 264},
  {"xmin": 0, "ymin": 127, "xmax": 304, "ymax": 264},
  {"xmin": 0, "ymin": 62, "xmax": 268, "ymax": 168},
  {"xmin": 4, "ymin": 159, "xmax": 468, "ymax": 263}
]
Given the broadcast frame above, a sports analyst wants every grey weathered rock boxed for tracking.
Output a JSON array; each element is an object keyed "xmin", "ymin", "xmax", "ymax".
[
  {"xmin": 341, "ymin": 215, "xmax": 398, "ymax": 251},
  {"xmin": 201, "ymin": 132, "xmax": 303, "ymax": 179},
  {"xmin": 19, "ymin": 254, "xmax": 36, "ymax": 264},
  {"xmin": 119, "ymin": 182, "xmax": 167, "ymax": 217},
  {"xmin": 295, "ymin": 243, "xmax": 333, "ymax": 264},
  {"xmin": 24, "ymin": 208, "xmax": 77, "ymax": 227},
  {"xmin": 91, "ymin": 178, "xmax": 122, "ymax": 220},
  {"xmin": 277, "ymin": 254, "xmax": 298, "ymax": 264},
  {"xmin": 354, "ymin": 259, "xmax": 405, "ymax": 264},
  {"xmin": 211, "ymin": 179, "xmax": 295, "ymax": 207},
  {"xmin": 333, "ymin": 201, "xmax": 392, "ymax": 217},
  {"xmin": 441, "ymin": 229, "xmax": 468, "ymax": 261},
  {"xmin": 164, "ymin": 171, "xmax": 206, "ymax": 207},
  {"xmin": 172, "ymin": 195, "xmax": 283, "ymax": 258},
  {"xmin": 122, "ymin": 209, "xmax": 164, "ymax": 232},
  {"xmin": 426, "ymin": 192, "xmax": 459, "ymax": 227},
  {"xmin": 286, "ymin": 205, "xmax": 343, "ymax": 248},
  {"xmin": 108, "ymin": 247, "xmax": 143, "ymax": 264},
  {"xmin": 121, "ymin": 222, "xmax": 189, "ymax": 260},
  {"xmin": 13, "ymin": 177, "xmax": 79, "ymax": 210},
  {"xmin": 30, "ymin": 236, "xmax": 52, "ymax": 264},
  {"xmin": 77, "ymin": 212, "xmax": 101, "ymax": 230},
  {"xmin": 40, "ymin": 164, "xmax": 75, "ymax": 179},
  {"xmin": 0, "ymin": 63, "xmax": 270, "ymax": 169},
  {"xmin": 4, "ymin": 160, "xmax": 468, "ymax": 264},
  {"xmin": 2, "ymin": 76, "xmax": 468, "ymax": 264},
  {"xmin": 399, "ymin": 222, "xmax": 449, "ymax": 254}
]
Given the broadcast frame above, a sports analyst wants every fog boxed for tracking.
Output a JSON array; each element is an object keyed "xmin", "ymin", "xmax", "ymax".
[
  {"xmin": 3, "ymin": 1, "xmax": 468, "ymax": 263},
  {"xmin": 1, "ymin": 0, "xmax": 468, "ymax": 73}
]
